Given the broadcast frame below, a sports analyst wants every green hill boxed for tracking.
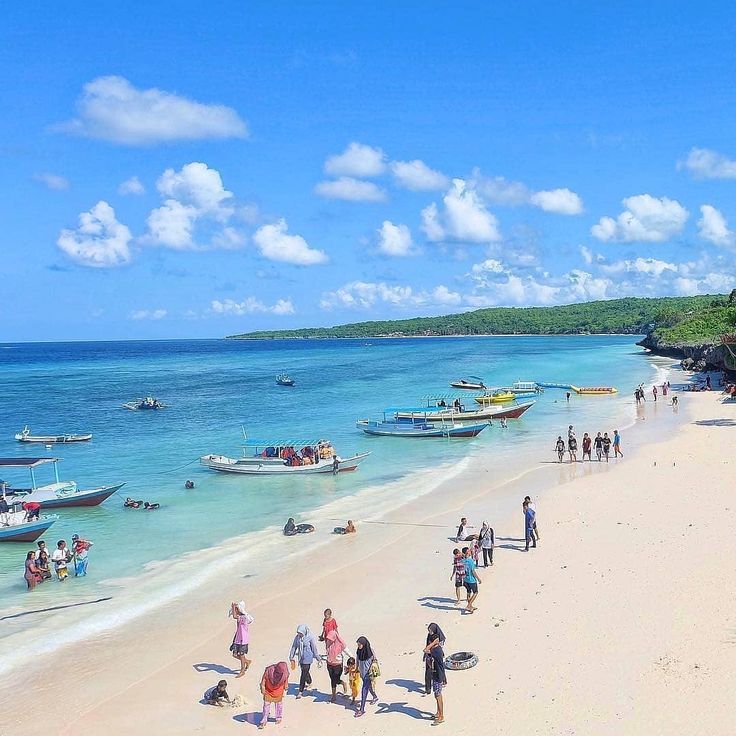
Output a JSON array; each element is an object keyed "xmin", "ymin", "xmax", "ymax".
[{"xmin": 227, "ymin": 294, "xmax": 727, "ymax": 340}]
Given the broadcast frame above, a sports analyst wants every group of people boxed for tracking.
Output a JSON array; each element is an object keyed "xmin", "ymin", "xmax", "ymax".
[
  {"xmin": 123, "ymin": 497, "xmax": 160, "ymax": 510},
  {"xmin": 261, "ymin": 443, "xmax": 336, "ymax": 468},
  {"xmin": 23, "ymin": 536, "xmax": 93, "ymax": 590},
  {"xmin": 555, "ymin": 425, "xmax": 622, "ymax": 463}
]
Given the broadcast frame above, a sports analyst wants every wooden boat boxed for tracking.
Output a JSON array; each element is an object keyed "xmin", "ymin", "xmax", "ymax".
[
  {"xmin": 571, "ymin": 386, "xmax": 618, "ymax": 395},
  {"xmin": 0, "ymin": 458, "xmax": 124, "ymax": 508},
  {"xmin": 0, "ymin": 504, "xmax": 57, "ymax": 542},
  {"xmin": 276, "ymin": 373, "xmax": 295, "ymax": 387},
  {"xmin": 395, "ymin": 400, "xmax": 535, "ymax": 422},
  {"xmin": 123, "ymin": 397, "xmax": 166, "ymax": 410},
  {"xmin": 201, "ymin": 437, "xmax": 369, "ymax": 475},
  {"xmin": 474, "ymin": 391, "xmax": 515, "ymax": 405},
  {"xmin": 357, "ymin": 411, "xmax": 489, "ymax": 438},
  {"xmin": 450, "ymin": 376, "xmax": 487, "ymax": 390},
  {"xmin": 15, "ymin": 426, "xmax": 92, "ymax": 444}
]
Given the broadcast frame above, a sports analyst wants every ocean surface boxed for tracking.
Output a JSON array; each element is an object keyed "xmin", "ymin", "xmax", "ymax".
[{"xmin": 0, "ymin": 335, "xmax": 666, "ymax": 668}]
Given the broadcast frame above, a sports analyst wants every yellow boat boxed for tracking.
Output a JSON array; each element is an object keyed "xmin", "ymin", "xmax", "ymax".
[
  {"xmin": 475, "ymin": 391, "xmax": 515, "ymax": 405},
  {"xmin": 571, "ymin": 386, "xmax": 618, "ymax": 395}
]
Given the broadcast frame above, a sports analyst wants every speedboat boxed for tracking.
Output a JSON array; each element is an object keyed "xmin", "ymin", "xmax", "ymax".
[
  {"xmin": 0, "ymin": 457, "xmax": 124, "ymax": 508},
  {"xmin": 0, "ymin": 502, "xmax": 57, "ymax": 542},
  {"xmin": 201, "ymin": 437, "xmax": 369, "ymax": 475},
  {"xmin": 395, "ymin": 399, "xmax": 535, "ymax": 422},
  {"xmin": 474, "ymin": 390, "xmax": 515, "ymax": 405},
  {"xmin": 450, "ymin": 376, "xmax": 486, "ymax": 390},
  {"xmin": 276, "ymin": 373, "xmax": 295, "ymax": 387},
  {"xmin": 357, "ymin": 410, "xmax": 489, "ymax": 438},
  {"xmin": 15, "ymin": 426, "xmax": 92, "ymax": 443},
  {"xmin": 123, "ymin": 397, "xmax": 166, "ymax": 410}
]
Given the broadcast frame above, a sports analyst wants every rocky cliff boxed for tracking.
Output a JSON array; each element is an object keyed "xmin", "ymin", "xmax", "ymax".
[{"xmin": 637, "ymin": 333, "xmax": 730, "ymax": 372}]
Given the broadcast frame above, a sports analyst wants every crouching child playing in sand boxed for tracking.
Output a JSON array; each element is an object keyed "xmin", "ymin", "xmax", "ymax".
[{"xmin": 204, "ymin": 680, "xmax": 231, "ymax": 706}]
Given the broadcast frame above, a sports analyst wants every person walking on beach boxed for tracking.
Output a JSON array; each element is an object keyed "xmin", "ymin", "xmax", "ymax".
[
  {"xmin": 568, "ymin": 433, "xmax": 578, "ymax": 463},
  {"xmin": 582, "ymin": 432, "xmax": 592, "ymax": 461},
  {"xmin": 423, "ymin": 623, "xmax": 446, "ymax": 696},
  {"xmin": 462, "ymin": 546, "xmax": 481, "ymax": 613},
  {"xmin": 523, "ymin": 501, "xmax": 537, "ymax": 551},
  {"xmin": 354, "ymin": 636, "xmax": 379, "ymax": 717},
  {"xmin": 289, "ymin": 624, "xmax": 322, "ymax": 698},
  {"xmin": 634, "ymin": 389, "xmax": 640, "ymax": 405},
  {"xmin": 663, "ymin": 383, "xmax": 668, "ymax": 397},
  {"xmin": 653, "ymin": 385, "xmax": 658, "ymax": 402},
  {"xmin": 594, "ymin": 432, "xmax": 603, "ymax": 461},
  {"xmin": 613, "ymin": 429, "xmax": 623, "ymax": 458},
  {"xmin": 450, "ymin": 548, "xmax": 466, "ymax": 604},
  {"xmin": 320, "ymin": 608, "xmax": 338, "ymax": 643},
  {"xmin": 602, "ymin": 433, "xmax": 611, "ymax": 462},
  {"xmin": 259, "ymin": 662, "xmax": 289, "ymax": 729},
  {"xmin": 229, "ymin": 601, "xmax": 253, "ymax": 677},
  {"xmin": 345, "ymin": 657, "xmax": 360, "ymax": 705},
  {"xmin": 566, "ymin": 392, "xmax": 571, "ymax": 402},
  {"xmin": 325, "ymin": 630, "xmax": 349, "ymax": 702},
  {"xmin": 524, "ymin": 496, "xmax": 540, "ymax": 540},
  {"xmin": 480, "ymin": 522, "xmax": 494, "ymax": 567},
  {"xmin": 555, "ymin": 435, "xmax": 565, "ymax": 462}
]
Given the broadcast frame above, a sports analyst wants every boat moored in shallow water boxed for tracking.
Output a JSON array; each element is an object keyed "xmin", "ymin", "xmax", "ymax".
[
  {"xmin": 15, "ymin": 426, "xmax": 92, "ymax": 444},
  {"xmin": 475, "ymin": 390, "xmax": 515, "ymax": 405},
  {"xmin": 0, "ymin": 503, "xmax": 57, "ymax": 542},
  {"xmin": 395, "ymin": 399, "xmax": 535, "ymax": 422},
  {"xmin": 357, "ymin": 410, "xmax": 489, "ymax": 438}
]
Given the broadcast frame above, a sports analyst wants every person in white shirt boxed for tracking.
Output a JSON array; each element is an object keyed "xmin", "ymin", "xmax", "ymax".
[
  {"xmin": 51, "ymin": 540, "xmax": 71, "ymax": 581},
  {"xmin": 34, "ymin": 540, "xmax": 49, "ymax": 560},
  {"xmin": 479, "ymin": 522, "xmax": 495, "ymax": 567}
]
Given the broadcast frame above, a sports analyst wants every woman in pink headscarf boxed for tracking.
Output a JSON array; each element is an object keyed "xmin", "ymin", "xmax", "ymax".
[
  {"xmin": 325, "ymin": 629, "xmax": 349, "ymax": 702},
  {"xmin": 259, "ymin": 661, "xmax": 289, "ymax": 729}
]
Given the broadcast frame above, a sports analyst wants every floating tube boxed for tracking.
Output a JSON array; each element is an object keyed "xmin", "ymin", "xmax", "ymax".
[{"xmin": 537, "ymin": 382, "xmax": 574, "ymax": 390}]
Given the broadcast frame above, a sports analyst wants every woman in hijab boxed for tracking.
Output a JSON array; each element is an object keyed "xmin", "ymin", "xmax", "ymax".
[
  {"xmin": 423, "ymin": 623, "xmax": 446, "ymax": 695},
  {"xmin": 289, "ymin": 624, "xmax": 322, "ymax": 698},
  {"xmin": 354, "ymin": 636, "xmax": 379, "ymax": 717},
  {"xmin": 259, "ymin": 661, "xmax": 289, "ymax": 729},
  {"xmin": 325, "ymin": 629, "xmax": 349, "ymax": 702},
  {"xmin": 229, "ymin": 601, "xmax": 254, "ymax": 677}
]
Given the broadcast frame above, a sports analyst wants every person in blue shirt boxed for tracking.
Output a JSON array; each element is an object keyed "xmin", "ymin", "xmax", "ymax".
[
  {"xmin": 523, "ymin": 502, "xmax": 537, "ymax": 551},
  {"xmin": 461, "ymin": 547, "xmax": 482, "ymax": 613}
]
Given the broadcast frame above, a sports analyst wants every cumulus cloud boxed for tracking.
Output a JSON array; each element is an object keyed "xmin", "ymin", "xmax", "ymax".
[
  {"xmin": 118, "ymin": 176, "xmax": 145, "ymax": 195},
  {"xmin": 698, "ymin": 205, "xmax": 735, "ymax": 248},
  {"xmin": 146, "ymin": 199, "xmax": 199, "ymax": 249},
  {"xmin": 679, "ymin": 147, "xmax": 736, "ymax": 180},
  {"xmin": 253, "ymin": 219, "xmax": 328, "ymax": 265},
  {"xmin": 156, "ymin": 162, "xmax": 233, "ymax": 215},
  {"xmin": 34, "ymin": 173, "xmax": 70, "ymax": 191},
  {"xmin": 529, "ymin": 188, "xmax": 583, "ymax": 215},
  {"xmin": 130, "ymin": 309, "xmax": 167, "ymax": 320},
  {"xmin": 324, "ymin": 142, "xmax": 386, "ymax": 177},
  {"xmin": 58, "ymin": 76, "xmax": 248, "ymax": 145},
  {"xmin": 600, "ymin": 257, "xmax": 677, "ymax": 277},
  {"xmin": 390, "ymin": 159, "xmax": 449, "ymax": 191},
  {"xmin": 314, "ymin": 177, "xmax": 386, "ymax": 202},
  {"xmin": 211, "ymin": 297, "xmax": 295, "ymax": 316},
  {"xmin": 377, "ymin": 221, "xmax": 415, "ymax": 257},
  {"xmin": 320, "ymin": 280, "xmax": 461, "ymax": 310},
  {"xmin": 422, "ymin": 179, "xmax": 501, "ymax": 243},
  {"xmin": 591, "ymin": 194, "xmax": 689, "ymax": 242},
  {"xmin": 57, "ymin": 201, "xmax": 132, "ymax": 268}
]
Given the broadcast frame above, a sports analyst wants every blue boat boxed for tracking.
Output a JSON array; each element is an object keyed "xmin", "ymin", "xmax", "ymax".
[
  {"xmin": 0, "ymin": 502, "xmax": 57, "ymax": 542},
  {"xmin": 356, "ymin": 410, "xmax": 489, "ymax": 438}
]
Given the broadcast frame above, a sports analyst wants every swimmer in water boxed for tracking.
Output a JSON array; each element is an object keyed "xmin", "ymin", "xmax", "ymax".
[{"xmin": 144, "ymin": 502, "xmax": 160, "ymax": 510}]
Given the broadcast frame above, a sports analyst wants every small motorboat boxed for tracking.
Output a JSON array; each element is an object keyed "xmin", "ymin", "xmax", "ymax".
[
  {"xmin": 0, "ymin": 502, "xmax": 57, "ymax": 542},
  {"xmin": 15, "ymin": 426, "xmax": 92, "ymax": 444},
  {"xmin": 474, "ymin": 391, "xmax": 515, "ymax": 405},
  {"xmin": 357, "ymin": 411, "xmax": 489, "ymax": 438},
  {"xmin": 123, "ymin": 397, "xmax": 166, "ymax": 410},
  {"xmin": 276, "ymin": 373, "xmax": 295, "ymax": 387},
  {"xmin": 450, "ymin": 376, "xmax": 487, "ymax": 390}
]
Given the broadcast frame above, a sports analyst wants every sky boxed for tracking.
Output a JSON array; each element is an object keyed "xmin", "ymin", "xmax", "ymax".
[{"xmin": 2, "ymin": 1, "xmax": 736, "ymax": 341}]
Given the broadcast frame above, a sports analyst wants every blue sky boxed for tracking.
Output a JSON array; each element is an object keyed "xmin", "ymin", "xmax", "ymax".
[{"xmin": 3, "ymin": 2, "xmax": 736, "ymax": 340}]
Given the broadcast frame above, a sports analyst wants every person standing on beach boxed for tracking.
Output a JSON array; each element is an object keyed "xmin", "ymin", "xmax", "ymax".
[
  {"xmin": 289, "ymin": 624, "xmax": 322, "ymax": 698},
  {"xmin": 613, "ymin": 430, "xmax": 623, "ymax": 458},
  {"xmin": 320, "ymin": 608, "xmax": 338, "ymax": 643},
  {"xmin": 325, "ymin": 630, "xmax": 349, "ymax": 702},
  {"xmin": 568, "ymin": 434, "xmax": 578, "ymax": 463},
  {"xmin": 602, "ymin": 432, "xmax": 611, "ymax": 461},
  {"xmin": 480, "ymin": 522, "xmax": 494, "ymax": 567},
  {"xmin": 523, "ymin": 502, "xmax": 537, "ymax": 551},
  {"xmin": 229, "ymin": 601, "xmax": 253, "ymax": 677},
  {"xmin": 524, "ymin": 496, "xmax": 540, "ymax": 540},
  {"xmin": 582, "ymin": 432, "xmax": 592, "ymax": 461},
  {"xmin": 555, "ymin": 436, "xmax": 565, "ymax": 462},
  {"xmin": 594, "ymin": 432, "xmax": 603, "ymax": 461},
  {"xmin": 450, "ymin": 548, "xmax": 466, "ymax": 604},
  {"xmin": 259, "ymin": 662, "xmax": 289, "ymax": 729},
  {"xmin": 566, "ymin": 392, "xmax": 571, "ymax": 402},
  {"xmin": 462, "ymin": 546, "xmax": 481, "ymax": 613},
  {"xmin": 653, "ymin": 385, "xmax": 658, "ymax": 402},
  {"xmin": 423, "ymin": 623, "xmax": 446, "ymax": 695},
  {"xmin": 354, "ymin": 636, "xmax": 379, "ymax": 717},
  {"xmin": 663, "ymin": 383, "xmax": 668, "ymax": 397}
]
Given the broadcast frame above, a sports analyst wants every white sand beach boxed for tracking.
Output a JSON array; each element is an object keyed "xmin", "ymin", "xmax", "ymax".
[{"xmin": 6, "ymin": 390, "xmax": 736, "ymax": 736}]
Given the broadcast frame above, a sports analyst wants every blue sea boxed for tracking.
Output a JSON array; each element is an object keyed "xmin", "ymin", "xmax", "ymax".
[{"xmin": 0, "ymin": 335, "xmax": 666, "ymax": 668}]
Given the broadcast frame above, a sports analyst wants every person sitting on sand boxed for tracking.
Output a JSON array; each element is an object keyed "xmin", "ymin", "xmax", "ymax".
[
  {"xmin": 582, "ymin": 432, "xmax": 592, "ymax": 461},
  {"xmin": 259, "ymin": 662, "xmax": 289, "ymax": 729},
  {"xmin": 283, "ymin": 518, "xmax": 296, "ymax": 535},
  {"xmin": 345, "ymin": 520, "xmax": 356, "ymax": 533},
  {"xmin": 204, "ymin": 680, "xmax": 231, "ymax": 706},
  {"xmin": 455, "ymin": 517, "xmax": 468, "ymax": 542},
  {"xmin": 555, "ymin": 435, "xmax": 565, "ymax": 462}
]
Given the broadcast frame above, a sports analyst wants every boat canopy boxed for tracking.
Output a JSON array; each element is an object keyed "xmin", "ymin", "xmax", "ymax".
[
  {"xmin": 241, "ymin": 438, "xmax": 331, "ymax": 448},
  {"xmin": 0, "ymin": 457, "xmax": 60, "ymax": 468},
  {"xmin": 422, "ymin": 393, "xmax": 485, "ymax": 401}
]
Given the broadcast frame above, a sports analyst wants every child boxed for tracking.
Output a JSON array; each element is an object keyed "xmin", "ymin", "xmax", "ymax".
[
  {"xmin": 320, "ymin": 608, "xmax": 338, "ymax": 642},
  {"xmin": 345, "ymin": 656, "xmax": 360, "ymax": 705},
  {"xmin": 204, "ymin": 680, "xmax": 231, "ymax": 706}
]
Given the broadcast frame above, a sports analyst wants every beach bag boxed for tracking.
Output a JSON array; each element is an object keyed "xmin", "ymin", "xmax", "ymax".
[{"xmin": 368, "ymin": 658, "xmax": 381, "ymax": 680}]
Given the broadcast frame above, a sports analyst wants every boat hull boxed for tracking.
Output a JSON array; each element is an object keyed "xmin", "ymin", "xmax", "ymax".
[
  {"xmin": 475, "ymin": 392, "xmax": 515, "ymax": 405},
  {"xmin": 0, "ymin": 517, "xmax": 56, "ymax": 542},
  {"xmin": 16, "ymin": 434, "xmax": 92, "ymax": 443},
  {"xmin": 450, "ymin": 382, "xmax": 485, "ymax": 390},
  {"xmin": 200, "ymin": 453, "xmax": 369, "ymax": 475},
  {"xmin": 4, "ymin": 483, "xmax": 124, "ymax": 508},
  {"xmin": 357, "ymin": 421, "xmax": 488, "ymax": 438},
  {"xmin": 396, "ymin": 400, "xmax": 535, "ymax": 422}
]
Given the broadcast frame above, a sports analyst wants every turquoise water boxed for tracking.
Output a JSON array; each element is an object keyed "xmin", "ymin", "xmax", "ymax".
[{"xmin": 0, "ymin": 335, "xmax": 661, "ymax": 659}]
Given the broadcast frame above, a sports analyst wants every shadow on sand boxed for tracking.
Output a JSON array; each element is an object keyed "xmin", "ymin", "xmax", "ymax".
[
  {"xmin": 193, "ymin": 662, "xmax": 238, "ymax": 675},
  {"xmin": 375, "ymin": 701, "xmax": 435, "ymax": 720},
  {"xmin": 386, "ymin": 678, "xmax": 426, "ymax": 695}
]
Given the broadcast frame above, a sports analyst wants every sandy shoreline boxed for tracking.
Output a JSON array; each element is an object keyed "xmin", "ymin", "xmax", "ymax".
[{"xmin": 5, "ymin": 387, "xmax": 736, "ymax": 735}]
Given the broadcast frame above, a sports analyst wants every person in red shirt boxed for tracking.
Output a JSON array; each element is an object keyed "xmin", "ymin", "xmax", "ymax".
[
  {"xmin": 21, "ymin": 501, "xmax": 41, "ymax": 521},
  {"xmin": 582, "ymin": 432, "xmax": 592, "ymax": 461},
  {"xmin": 320, "ymin": 608, "xmax": 338, "ymax": 643}
]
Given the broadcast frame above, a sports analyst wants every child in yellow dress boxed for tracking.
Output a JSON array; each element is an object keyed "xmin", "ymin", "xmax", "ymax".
[{"xmin": 345, "ymin": 656, "xmax": 360, "ymax": 705}]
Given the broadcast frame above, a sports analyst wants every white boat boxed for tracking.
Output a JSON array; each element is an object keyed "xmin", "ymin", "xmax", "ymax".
[
  {"xmin": 123, "ymin": 397, "xmax": 166, "ymax": 411},
  {"xmin": 0, "ymin": 502, "xmax": 57, "ymax": 542},
  {"xmin": 0, "ymin": 458, "xmax": 124, "ymax": 508},
  {"xmin": 15, "ymin": 426, "xmax": 92, "ymax": 443},
  {"xmin": 200, "ymin": 438, "xmax": 369, "ymax": 475}
]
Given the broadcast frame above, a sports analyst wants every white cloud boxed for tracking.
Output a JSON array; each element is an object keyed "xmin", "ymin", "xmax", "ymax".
[
  {"xmin": 211, "ymin": 297, "xmax": 295, "ymax": 316},
  {"xmin": 422, "ymin": 179, "xmax": 501, "ymax": 243},
  {"xmin": 679, "ymin": 147, "xmax": 736, "ymax": 180},
  {"xmin": 156, "ymin": 162, "xmax": 233, "ymax": 215},
  {"xmin": 600, "ymin": 257, "xmax": 677, "ymax": 278},
  {"xmin": 320, "ymin": 280, "xmax": 461, "ymax": 310},
  {"xmin": 390, "ymin": 159, "xmax": 449, "ymax": 191},
  {"xmin": 580, "ymin": 246, "xmax": 593, "ymax": 265},
  {"xmin": 253, "ymin": 219, "xmax": 327, "ymax": 265},
  {"xmin": 130, "ymin": 309, "xmax": 167, "ymax": 320},
  {"xmin": 118, "ymin": 176, "xmax": 145, "ymax": 195},
  {"xmin": 377, "ymin": 221, "xmax": 415, "ymax": 257},
  {"xmin": 57, "ymin": 201, "xmax": 132, "ymax": 268},
  {"xmin": 146, "ymin": 199, "xmax": 199, "ymax": 249},
  {"xmin": 698, "ymin": 205, "xmax": 735, "ymax": 248},
  {"xmin": 529, "ymin": 188, "xmax": 583, "ymax": 215},
  {"xmin": 314, "ymin": 177, "xmax": 386, "ymax": 202},
  {"xmin": 34, "ymin": 173, "xmax": 70, "ymax": 191},
  {"xmin": 324, "ymin": 142, "xmax": 386, "ymax": 177},
  {"xmin": 59, "ymin": 76, "xmax": 248, "ymax": 145},
  {"xmin": 591, "ymin": 194, "xmax": 689, "ymax": 242}
]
